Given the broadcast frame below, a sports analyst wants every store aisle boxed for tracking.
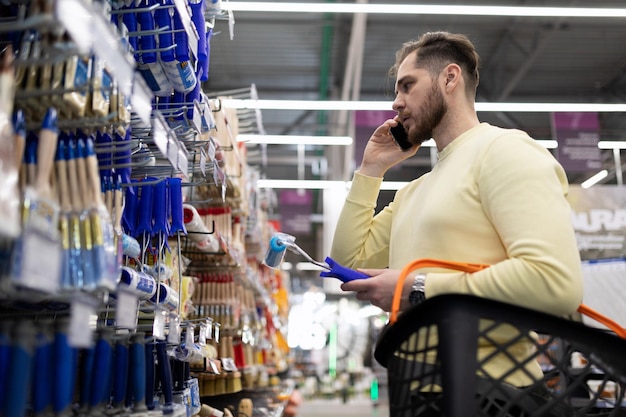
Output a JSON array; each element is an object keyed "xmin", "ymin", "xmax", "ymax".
[{"xmin": 296, "ymin": 397, "xmax": 389, "ymax": 417}]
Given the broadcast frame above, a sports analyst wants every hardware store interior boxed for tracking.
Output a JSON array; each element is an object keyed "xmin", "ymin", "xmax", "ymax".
[{"xmin": 1, "ymin": 1, "xmax": 626, "ymax": 417}]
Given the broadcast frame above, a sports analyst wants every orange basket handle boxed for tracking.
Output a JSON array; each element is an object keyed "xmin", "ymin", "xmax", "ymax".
[{"xmin": 389, "ymin": 258, "xmax": 626, "ymax": 339}]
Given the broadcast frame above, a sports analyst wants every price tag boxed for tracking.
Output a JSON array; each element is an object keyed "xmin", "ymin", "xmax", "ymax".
[
  {"xmin": 213, "ymin": 323, "xmax": 220, "ymax": 344},
  {"xmin": 200, "ymin": 148, "xmax": 207, "ymax": 177},
  {"xmin": 208, "ymin": 358, "xmax": 220, "ymax": 375},
  {"xmin": 168, "ymin": 314, "xmax": 181, "ymax": 344},
  {"xmin": 221, "ymin": 357, "xmax": 237, "ymax": 372},
  {"xmin": 153, "ymin": 308, "xmax": 168, "ymax": 340},
  {"xmin": 69, "ymin": 297, "xmax": 96, "ymax": 347},
  {"xmin": 198, "ymin": 323, "xmax": 207, "ymax": 346},
  {"xmin": 116, "ymin": 290, "xmax": 138, "ymax": 330},
  {"xmin": 207, "ymin": 138, "xmax": 216, "ymax": 161},
  {"xmin": 18, "ymin": 225, "xmax": 62, "ymax": 293},
  {"xmin": 205, "ymin": 318, "xmax": 213, "ymax": 340}
]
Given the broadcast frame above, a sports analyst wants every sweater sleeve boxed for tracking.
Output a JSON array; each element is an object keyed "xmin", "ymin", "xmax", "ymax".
[
  {"xmin": 329, "ymin": 171, "xmax": 392, "ymax": 269},
  {"xmin": 426, "ymin": 136, "xmax": 584, "ymax": 316}
]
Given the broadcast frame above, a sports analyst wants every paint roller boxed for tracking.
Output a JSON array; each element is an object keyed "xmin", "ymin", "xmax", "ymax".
[{"xmin": 264, "ymin": 232, "xmax": 369, "ymax": 283}]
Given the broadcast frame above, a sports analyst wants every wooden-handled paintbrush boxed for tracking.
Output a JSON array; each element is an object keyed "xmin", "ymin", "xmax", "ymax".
[{"xmin": 14, "ymin": 108, "xmax": 63, "ymax": 293}]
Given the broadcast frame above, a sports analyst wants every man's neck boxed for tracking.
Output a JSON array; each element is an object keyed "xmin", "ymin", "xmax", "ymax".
[{"xmin": 432, "ymin": 110, "xmax": 480, "ymax": 151}]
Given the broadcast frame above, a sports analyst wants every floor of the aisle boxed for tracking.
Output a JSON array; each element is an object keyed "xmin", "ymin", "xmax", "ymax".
[{"xmin": 296, "ymin": 396, "xmax": 390, "ymax": 417}]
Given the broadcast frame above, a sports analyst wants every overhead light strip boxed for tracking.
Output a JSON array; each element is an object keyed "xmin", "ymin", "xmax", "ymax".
[
  {"xmin": 237, "ymin": 134, "xmax": 353, "ymax": 145},
  {"xmin": 581, "ymin": 170, "xmax": 609, "ymax": 189},
  {"xmin": 221, "ymin": 2, "xmax": 626, "ymax": 18},
  {"xmin": 221, "ymin": 99, "xmax": 626, "ymax": 113},
  {"xmin": 256, "ymin": 179, "xmax": 411, "ymax": 190}
]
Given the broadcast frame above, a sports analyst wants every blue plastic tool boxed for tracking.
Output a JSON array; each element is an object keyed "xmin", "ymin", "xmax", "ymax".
[{"xmin": 264, "ymin": 233, "xmax": 369, "ymax": 283}]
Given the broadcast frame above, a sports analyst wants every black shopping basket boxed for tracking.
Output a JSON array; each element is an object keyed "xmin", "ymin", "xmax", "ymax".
[{"xmin": 374, "ymin": 259, "xmax": 626, "ymax": 417}]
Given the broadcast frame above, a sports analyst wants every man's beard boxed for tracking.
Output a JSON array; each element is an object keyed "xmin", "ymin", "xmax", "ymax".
[{"xmin": 408, "ymin": 83, "xmax": 447, "ymax": 145}]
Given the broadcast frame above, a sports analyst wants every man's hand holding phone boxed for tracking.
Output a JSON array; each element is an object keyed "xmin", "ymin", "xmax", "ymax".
[
  {"xmin": 390, "ymin": 122, "xmax": 414, "ymax": 151},
  {"xmin": 358, "ymin": 120, "xmax": 419, "ymax": 177}
]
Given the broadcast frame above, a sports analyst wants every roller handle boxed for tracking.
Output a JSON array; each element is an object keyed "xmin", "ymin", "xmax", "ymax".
[
  {"xmin": 112, "ymin": 339, "xmax": 129, "ymax": 407},
  {"xmin": 129, "ymin": 333, "xmax": 147, "ymax": 411},
  {"xmin": 0, "ymin": 330, "xmax": 10, "ymax": 408},
  {"xmin": 144, "ymin": 340, "xmax": 155, "ymax": 410},
  {"xmin": 122, "ymin": 182, "xmax": 138, "ymax": 236},
  {"xmin": 136, "ymin": 180, "xmax": 155, "ymax": 236},
  {"xmin": 319, "ymin": 257, "xmax": 370, "ymax": 283},
  {"xmin": 154, "ymin": 2, "xmax": 175, "ymax": 62},
  {"xmin": 169, "ymin": 178, "xmax": 186, "ymax": 235},
  {"xmin": 5, "ymin": 323, "xmax": 35, "ymax": 417},
  {"xmin": 52, "ymin": 327, "xmax": 74, "ymax": 415},
  {"xmin": 155, "ymin": 340, "xmax": 174, "ymax": 413},
  {"xmin": 79, "ymin": 345, "xmax": 95, "ymax": 408},
  {"xmin": 89, "ymin": 333, "xmax": 113, "ymax": 408}
]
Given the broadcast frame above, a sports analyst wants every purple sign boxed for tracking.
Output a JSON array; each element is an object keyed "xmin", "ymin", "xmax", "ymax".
[
  {"xmin": 551, "ymin": 112, "xmax": 602, "ymax": 172},
  {"xmin": 354, "ymin": 110, "xmax": 398, "ymax": 170},
  {"xmin": 279, "ymin": 190, "xmax": 312, "ymax": 234}
]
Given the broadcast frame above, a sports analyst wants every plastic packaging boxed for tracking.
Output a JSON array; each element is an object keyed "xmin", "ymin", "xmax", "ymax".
[
  {"xmin": 159, "ymin": 5, "xmax": 197, "ymax": 93},
  {"xmin": 183, "ymin": 204, "xmax": 219, "ymax": 252},
  {"xmin": 0, "ymin": 48, "xmax": 21, "ymax": 238},
  {"xmin": 136, "ymin": 5, "xmax": 173, "ymax": 96}
]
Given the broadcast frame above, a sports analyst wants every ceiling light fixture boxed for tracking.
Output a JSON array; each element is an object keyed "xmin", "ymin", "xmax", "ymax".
[
  {"xmin": 257, "ymin": 179, "xmax": 410, "ymax": 190},
  {"xmin": 420, "ymin": 139, "xmax": 558, "ymax": 149},
  {"xmin": 237, "ymin": 134, "xmax": 353, "ymax": 145},
  {"xmin": 598, "ymin": 141, "xmax": 626, "ymax": 149},
  {"xmin": 221, "ymin": 2, "xmax": 626, "ymax": 18},
  {"xmin": 221, "ymin": 99, "xmax": 626, "ymax": 113},
  {"xmin": 581, "ymin": 170, "xmax": 609, "ymax": 189}
]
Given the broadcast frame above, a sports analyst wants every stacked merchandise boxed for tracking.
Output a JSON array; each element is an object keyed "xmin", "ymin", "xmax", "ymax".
[{"xmin": 0, "ymin": 1, "xmax": 293, "ymax": 417}]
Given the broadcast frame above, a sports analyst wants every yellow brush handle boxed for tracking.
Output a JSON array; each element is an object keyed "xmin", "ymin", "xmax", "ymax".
[
  {"xmin": 75, "ymin": 144, "xmax": 90, "ymax": 210},
  {"xmin": 66, "ymin": 154, "xmax": 81, "ymax": 212},
  {"xmin": 36, "ymin": 127, "xmax": 58, "ymax": 201},
  {"xmin": 55, "ymin": 158, "xmax": 71, "ymax": 212},
  {"xmin": 86, "ymin": 144, "xmax": 105, "ymax": 209}
]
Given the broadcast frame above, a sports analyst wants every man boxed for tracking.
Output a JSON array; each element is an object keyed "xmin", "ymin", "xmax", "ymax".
[{"xmin": 329, "ymin": 31, "xmax": 583, "ymax": 410}]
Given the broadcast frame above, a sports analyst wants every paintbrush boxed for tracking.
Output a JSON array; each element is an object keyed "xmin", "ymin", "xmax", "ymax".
[
  {"xmin": 54, "ymin": 136, "xmax": 73, "ymax": 289},
  {"xmin": 83, "ymin": 133, "xmax": 119, "ymax": 290},
  {"xmin": 75, "ymin": 133, "xmax": 101, "ymax": 290},
  {"xmin": 13, "ymin": 107, "xmax": 62, "ymax": 293},
  {"xmin": 65, "ymin": 134, "xmax": 90, "ymax": 289},
  {"xmin": 0, "ymin": 47, "xmax": 20, "ymax": 282},
  {"xmin": 12, "ymin": 110, "xmax": 26, "ymax": 190}
]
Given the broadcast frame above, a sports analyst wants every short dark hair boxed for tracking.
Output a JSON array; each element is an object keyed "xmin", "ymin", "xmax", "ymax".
[{"xmin": 390, "ymin": 31, "xmax": 480, "ymax": 96}]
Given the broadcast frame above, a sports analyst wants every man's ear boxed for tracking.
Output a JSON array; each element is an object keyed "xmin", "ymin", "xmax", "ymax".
[{"xmin": 443, "ymin": 63, "xmax": 462, "ymax": 90}]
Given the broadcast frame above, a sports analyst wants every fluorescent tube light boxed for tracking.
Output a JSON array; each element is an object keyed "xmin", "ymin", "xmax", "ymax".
[
  {"xmin": 421, "ymin": 139, "xmax": 555, "ymax": 149},
  {"xmin": 237, "ymin": 134, "xmax": 353, "ymax": 145},
  {"xmin": 222, "ymin": 2, "xmax": 626, "ymax": 18},
  {"xmin": 257, "ymin": 180, "xmax": 349, "ymax": 190},
  {"xmin": 256, "ymin": 179, "xmax": 410, "ymax": 190},
  {"xmin": 598, "ymin": 141, "xmax": 626, "ymax": 149},
  {"xmin": 221, "ymin": 99, "xmax": 626, "ymax": 113},
  {"xmin": 581, "ymin": 170, "xmax": 609, "ymax": 189}
]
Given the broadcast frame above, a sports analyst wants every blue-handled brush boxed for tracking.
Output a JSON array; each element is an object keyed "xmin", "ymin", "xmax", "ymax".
[
  {"xmin": 127, "ymin": 332, "xmax": 147, "ymax": 412},
  {"xmin": 89, "ymin": 328, "xmax": 114, "ymax": 415},
  {"xmin": 264, "ymin": 232, "xmax": 369, "ymax": 283},
  {"xmin": 31, "ymin": 324, "xmax": 53, "ymax": 417},
  {"xmin": 111, "ymin": 335, "xmax": 130, "ymax": 413},
  {"xmin": 52, "ymin": 319, "xmax": 78, "ymax": 417},
  {"xmin": 3, "ymin": 321, "xmax": 36, "ymax": 417},
  {"xmin": 155, "ymin": 340, "xmax": 175, "ymax": 414}
]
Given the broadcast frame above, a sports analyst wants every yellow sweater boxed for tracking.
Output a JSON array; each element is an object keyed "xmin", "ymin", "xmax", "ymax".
[{"xmin": 330, "ymin": 122, "xmax": 584, "ymax": 386}]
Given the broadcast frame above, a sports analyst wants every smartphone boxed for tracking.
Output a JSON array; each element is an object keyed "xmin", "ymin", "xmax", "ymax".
[{"xmin": 390, "ymin": 123, "xmax": 413, "ymax": 151}]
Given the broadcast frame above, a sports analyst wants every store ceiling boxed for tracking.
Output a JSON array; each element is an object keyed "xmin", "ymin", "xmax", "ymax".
[{"xmin": 202, "ymin": 0, "xmax": 626, "ymax": 270}]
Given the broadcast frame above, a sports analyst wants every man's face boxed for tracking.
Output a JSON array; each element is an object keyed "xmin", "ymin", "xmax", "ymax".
[{"xmin": 393, "ymin": 54, "xmax": 447, "ymax": 145}]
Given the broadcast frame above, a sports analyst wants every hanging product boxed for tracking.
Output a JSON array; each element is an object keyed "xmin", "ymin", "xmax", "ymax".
[{"xmin": 264, "ymin": 232, "xmax": 369, "ymax": 282}]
